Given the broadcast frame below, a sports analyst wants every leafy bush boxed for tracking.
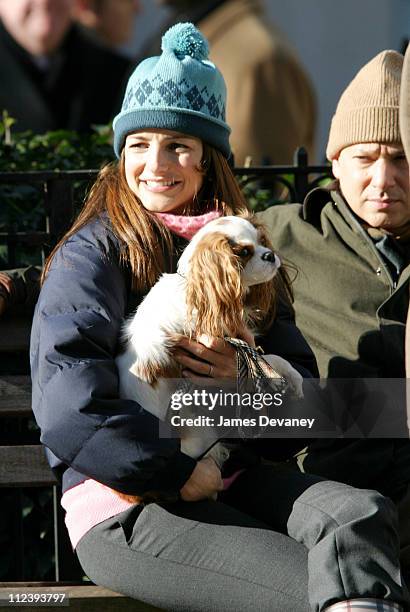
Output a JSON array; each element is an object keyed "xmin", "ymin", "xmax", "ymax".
[
  {"xmin": 0, "ymin": 112, "xmax": 115, "ymax": 266},
  {"xmin": 0, "ymin": 111, "xmax": 114, "ymax": 172}
]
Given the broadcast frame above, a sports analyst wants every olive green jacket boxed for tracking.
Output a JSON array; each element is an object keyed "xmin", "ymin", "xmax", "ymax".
[{"xmin": 258, "ymin": 186, "xmax": 410, "ymax": 378}]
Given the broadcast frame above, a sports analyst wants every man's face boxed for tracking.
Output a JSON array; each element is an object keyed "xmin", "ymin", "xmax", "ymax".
[
  {"xmin": 0, "ymin": 0, "xmax": 73, "ymax": 56},
  {"xmin": 332, "ymin": 143, "xmax": 410, "ymax": 231}
]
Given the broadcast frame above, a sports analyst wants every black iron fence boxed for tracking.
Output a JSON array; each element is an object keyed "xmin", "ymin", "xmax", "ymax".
[{"xmin": 0, "ymin": 148, "xmax": 333, "ymax": 268}]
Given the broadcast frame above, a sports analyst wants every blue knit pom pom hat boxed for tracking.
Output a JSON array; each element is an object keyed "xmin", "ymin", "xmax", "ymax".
[{"xmin": 113, "ymin": 22, "xmax": 231, "ymax": 158}]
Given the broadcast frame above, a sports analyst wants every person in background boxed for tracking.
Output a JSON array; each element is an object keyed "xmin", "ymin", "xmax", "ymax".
[
  {"xmin": 139, "ymin": 0, "xmax": 317, "ymax": 166},
  {"xmin": 0, "ymin": 0, "xmax": 132, "ymax": 133},
  {"xmin": 72, "ymin": 0, "xmax": 140, "ymax": 51},
  {"xmin": 259, "ymin": 48, "xmax": 410, "ymax": 584}
]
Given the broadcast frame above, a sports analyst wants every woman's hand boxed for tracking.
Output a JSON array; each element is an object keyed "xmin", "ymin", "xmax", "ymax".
[
  {"xmin": 173, "ymin": 326, "xmax": 255, "ymax": 379},
  {"xmin": 180, "ymin": 456, "xmax": 223, "ymax": 501}
]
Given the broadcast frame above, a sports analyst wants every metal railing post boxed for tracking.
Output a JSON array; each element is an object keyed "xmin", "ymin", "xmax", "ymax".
[
  {"xmin": 45, "ymin": 178, "xmax": 75, "ymax": 245},
  {"xmin": 293, "ymin": 147, "xmax": 309, "ymax": 202}
]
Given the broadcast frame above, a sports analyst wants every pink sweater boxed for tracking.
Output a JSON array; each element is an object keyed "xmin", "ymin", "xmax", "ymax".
[
  {"xmin": 61, "ymin": 479, "xmax": 135, "ymax": 549},
  {"xmin": 62, "ymin": 470, "xmax": 245, "ymax": 550}
]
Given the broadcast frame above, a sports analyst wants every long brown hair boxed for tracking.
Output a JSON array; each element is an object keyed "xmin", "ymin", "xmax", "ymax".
[{"xmin": 42, "ymin": 143, "xmax": 249, "ymax": 293}]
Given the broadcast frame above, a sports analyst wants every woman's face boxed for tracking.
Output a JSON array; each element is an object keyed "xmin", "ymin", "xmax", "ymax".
[{"xmin": 124, "ymin": 129, "xmax": 204, "ymax": 214}]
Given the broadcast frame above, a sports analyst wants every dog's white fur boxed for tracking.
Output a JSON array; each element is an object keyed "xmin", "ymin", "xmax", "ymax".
[{"xmin": 116, "ymin": 216, "xmax": 303, "ymax": 460}]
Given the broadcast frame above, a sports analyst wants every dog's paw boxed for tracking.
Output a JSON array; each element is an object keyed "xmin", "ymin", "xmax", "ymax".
[
  {"xmin": 129, "ymin": 358, "xmax": 181, "ymax": 385},
  {"xmin": 262, "ymin": 354, "xmax": 304, "ymax": 398},
  {"xmin": 129, "ymin": 360, "xmax": 158, "ymax": 384},
  {"xmin": 204, "ymin": 442, "xmax": 230, "ymax": 469}
]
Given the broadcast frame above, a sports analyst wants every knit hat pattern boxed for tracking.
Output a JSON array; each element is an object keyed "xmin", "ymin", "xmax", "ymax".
[
  {"xmin": 326, "ymin": 50, "xmax": 403, "ymax": 160},
  {"xmin": 113, "ymin": 23, "xmax": 231, "ymax": 158}
]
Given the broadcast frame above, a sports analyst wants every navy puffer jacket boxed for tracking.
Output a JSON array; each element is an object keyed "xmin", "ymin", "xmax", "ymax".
[{"xmin": 30, "ymin": 216, "xmax": 318, "ymax": 496}]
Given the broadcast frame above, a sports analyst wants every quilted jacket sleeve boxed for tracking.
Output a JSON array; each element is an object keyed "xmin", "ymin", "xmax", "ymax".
[{"xmin": 30, "ymin": 220, "xmax": 196, "ymax": 496}]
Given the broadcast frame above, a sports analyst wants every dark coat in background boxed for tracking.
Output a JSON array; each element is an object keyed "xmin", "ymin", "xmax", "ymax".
[{"xmin": 0, "ymin": 22, "xmax": 132, "ymax": 133}]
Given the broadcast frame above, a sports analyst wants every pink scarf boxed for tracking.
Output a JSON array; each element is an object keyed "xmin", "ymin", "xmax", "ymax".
[{"xmin": 155, "ymin": 210, "xmax": 222, "ymax": 241}]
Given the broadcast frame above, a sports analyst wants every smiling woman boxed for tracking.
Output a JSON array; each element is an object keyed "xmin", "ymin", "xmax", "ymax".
[
  {"xmin": 30, "ymin": 22, "xmax": 409, "ymax": 612},
  {"xmin": 124, "ymin": 130, "xmax": 204, "ymax": 213}
]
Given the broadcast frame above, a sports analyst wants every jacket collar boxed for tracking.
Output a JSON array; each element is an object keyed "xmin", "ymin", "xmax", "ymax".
[
  {"xmin": 302, "ymin": 180, "xmax": 336, "ymax": 225},
  {"xmin": 302, "ymin": 180, "xmax": 368, "ymax": 237}
]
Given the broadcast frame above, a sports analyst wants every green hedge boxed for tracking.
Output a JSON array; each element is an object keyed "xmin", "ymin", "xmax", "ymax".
[
  {"xmin": 0, "ymin": 113, "xmax": 115, "ymax": 266},
  {"xmin": 0, "ymin": 111, "xmax": 114, "ymax": 173}
]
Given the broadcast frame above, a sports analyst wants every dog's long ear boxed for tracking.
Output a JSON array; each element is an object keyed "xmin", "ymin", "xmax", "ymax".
[
  {"xmin": 185, "ymin": 232, "xmax": 244, "ymax": 338},
  {"xmin": 245, "ymin": 279, "xmax": 276, "ymax": 330}
]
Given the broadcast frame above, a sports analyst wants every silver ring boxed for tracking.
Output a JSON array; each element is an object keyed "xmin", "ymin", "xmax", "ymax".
[{"xmin": 208, "ymin": 365, "xmax": 213, "ymax": 377}]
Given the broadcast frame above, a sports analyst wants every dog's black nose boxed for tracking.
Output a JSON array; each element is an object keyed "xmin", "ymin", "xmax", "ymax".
[{"xmin": 261, "ymin": 251, "xmax": 275, "ymax": 262}]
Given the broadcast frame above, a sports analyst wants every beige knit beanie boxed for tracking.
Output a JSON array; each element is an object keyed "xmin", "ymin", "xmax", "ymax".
[
  {"xmin": 326, "ymin": 50, "xmax": 403, "ymax": 160},
  {"xmin": 400, "ymin": 44, "xmax": 410, "ymax": 162}
]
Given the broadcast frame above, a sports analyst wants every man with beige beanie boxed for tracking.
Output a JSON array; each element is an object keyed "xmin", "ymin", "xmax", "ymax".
[{"xmin": 260, "ymin": 49, "xmax": 410, "ymax": 586}]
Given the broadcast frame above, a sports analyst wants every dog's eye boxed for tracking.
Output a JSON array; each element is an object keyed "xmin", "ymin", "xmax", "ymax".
[{"xmin": 239, "ymin": 248, "xmax": 251, "ymax": 257}]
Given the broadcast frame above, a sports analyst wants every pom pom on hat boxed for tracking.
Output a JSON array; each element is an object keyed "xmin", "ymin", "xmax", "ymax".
[
  {"xmin": 113, "ymin": 22, "xmax": 231, "ymax": 158},
  {"xmin": 161, "ymin": 22, "xmax": 209, "ymax": 61}
]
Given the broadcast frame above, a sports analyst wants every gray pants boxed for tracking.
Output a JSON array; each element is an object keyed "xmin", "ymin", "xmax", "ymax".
[
  {"xmin": 294, "ymin": 439, "xmax": 410, "ymax": 577},
  {"xmin": 76, "ymin": 466, "xmax": 408, "ymax": 612}
]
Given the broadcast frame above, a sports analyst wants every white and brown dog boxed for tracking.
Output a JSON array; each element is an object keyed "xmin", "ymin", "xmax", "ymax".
[{"xmin": 116, "ymin": 216, "xmax": 302, "ymax": 497}]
